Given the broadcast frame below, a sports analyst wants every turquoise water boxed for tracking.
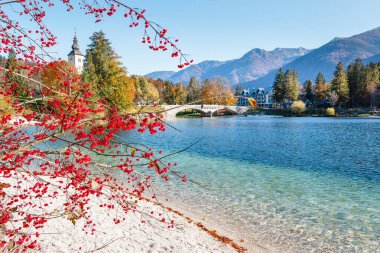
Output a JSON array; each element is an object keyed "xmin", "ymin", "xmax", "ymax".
[{"xmin": 119, "ymin": 117, "xmax": 380, "ymax": 252}]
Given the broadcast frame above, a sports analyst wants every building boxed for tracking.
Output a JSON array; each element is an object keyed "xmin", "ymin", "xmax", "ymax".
[
  {"xmin": 68, "ymin": 34, "xmax": 84, "ymax": 74},
  {"xmin": 236, "ymin": 88, "xmax": 274, "ymax": 108}
]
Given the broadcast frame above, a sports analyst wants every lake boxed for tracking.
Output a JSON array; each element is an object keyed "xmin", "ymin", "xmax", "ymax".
[{"xmin": 119, "ymin": 116, "xmax": 380, "ymax": 252}]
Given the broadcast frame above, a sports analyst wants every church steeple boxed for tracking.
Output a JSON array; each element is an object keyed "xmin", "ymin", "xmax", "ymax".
[{"xmin": 68, "ymin": 33, "xmax": 84, "ymax": 74}]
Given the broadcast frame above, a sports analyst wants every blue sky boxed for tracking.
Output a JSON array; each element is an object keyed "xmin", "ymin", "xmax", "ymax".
[{"xmin": 31, "ymin": 0, "xmax": 380, "ymax": 74}]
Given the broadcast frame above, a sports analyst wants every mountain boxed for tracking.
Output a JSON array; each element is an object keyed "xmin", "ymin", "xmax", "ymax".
[
  {"xmin": 145, "ymin": 48, "xmax": 310, "ymax": 85},
  {"xmin": 363, "ymin": 53, "xmax": 380, "ymax": 64},
  {"xmin": 203, "ymin": 48, "xmax": 310, "ymax": 84},
  {"xmin": 170, "ymin": 60, "xmax": 227, "ymax": 84},
  {"xmin": 145, "ymin": 71, "xmax": 176, "ymax": 80},
  {"xmin": 246, "ymin": 26, "xmax": 380, "ymax": 89}
]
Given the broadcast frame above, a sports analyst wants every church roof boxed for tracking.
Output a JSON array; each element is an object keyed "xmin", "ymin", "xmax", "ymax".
[{"xmin": 68, "ymin": 34, "xmax": 84, "ymax": 56}]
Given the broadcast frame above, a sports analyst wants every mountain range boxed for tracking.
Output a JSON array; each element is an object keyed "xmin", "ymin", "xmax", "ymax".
[{"xmin": 145, "ymin": 26, "xmax": 380, "ymax": 89}]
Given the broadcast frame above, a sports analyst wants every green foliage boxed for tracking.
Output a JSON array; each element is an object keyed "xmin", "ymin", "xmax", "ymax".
[
  {"xmin": 163, "ymin": 81, "xmax": 176, "ymax": 104},
  {"xmin": 331, "ymin": 61, "xmax": 349, "ymax": 105},
  {"xmin": 326, "ymin": 107, "xmax": 335, "ymax": 117},
  {"xmin": 347, "ymin": 58, "xmax": 366, "ymax": 107},
  {"xmin": 304, "ymin": 80, "xmax": 314, "ymax": 102},
  {"xmin": 272, "ymin": 68, "xmax": 286, "ymax": 102},
  {"xmin": 285, "ymin": 69, "xmax": 299, "ymax": 101},
  {"xmin": 187, "ymin": 77, "xmax": 202, "ymax": 103},
  {"xmin": 82, "ymin": 31, "xmax": 135, "ymax": 110},
  {"xmin": 134, "ymin": 77, "xmax": 159, "ymax": 104},
  {"xmin": 4, "ymin": 51, "xmax": 29, "ymax": 97}
]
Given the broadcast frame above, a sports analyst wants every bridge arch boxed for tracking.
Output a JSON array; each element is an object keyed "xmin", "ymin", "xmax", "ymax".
[
  {"xmin": 212, "ymin": 108, "xmax": 238, "ymax": 116},
  {"xmin": 161, "ymin": 104, "xmax": 249, "ymax": 117}
]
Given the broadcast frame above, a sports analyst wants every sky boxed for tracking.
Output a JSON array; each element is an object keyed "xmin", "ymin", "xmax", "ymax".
[{"xmin": 10, "ymin": 0, "xmax": 380, "ymax": 75}]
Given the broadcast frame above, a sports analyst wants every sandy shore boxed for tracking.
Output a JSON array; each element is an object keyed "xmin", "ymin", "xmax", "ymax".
[
  {"xmin": 2, "ymin": 175, "xmax": 245, "ymax": 253},
  {"xmin": 37, "ymin": 197, "xmax": 241, "ymax": 253}
]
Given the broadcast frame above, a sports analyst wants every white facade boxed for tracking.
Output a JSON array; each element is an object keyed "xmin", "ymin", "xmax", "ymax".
[{"xmin": 68, "ymin": 34, "xmax": 84, "ymax": 74}]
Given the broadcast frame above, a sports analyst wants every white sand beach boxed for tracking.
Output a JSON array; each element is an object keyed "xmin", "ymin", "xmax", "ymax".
[{"xmin": 1, "ymin": 175, "xmax": 245, "ymax": 253}]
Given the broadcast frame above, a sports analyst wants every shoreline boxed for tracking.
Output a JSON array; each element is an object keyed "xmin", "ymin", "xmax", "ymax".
[{"xmin": 2, "ymin": 175, "xmax": 246, "ymax": 253}]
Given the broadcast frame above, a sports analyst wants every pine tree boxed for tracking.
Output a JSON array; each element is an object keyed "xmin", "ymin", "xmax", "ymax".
[
  {"xmin": 272, "ymin": 68, "xmax": 286, "ymax": 102},
  {"xmin": 304, "ymin": 80, "xmax": 314, "ymax": 103},
  {"xmin": 347, "ymin": 58, "xmax": 366, "ymax": 107},
  {"xmin": 290, "ymin": 69, "xmax": 299, "ymax": 101},
  {"xmin": 366, "ymin": 62, "xmax": 380, "ymax": 108},
  {"xmin": 315, "ymin": 72, "xmax": 328, "ymax": 103},
  {"xmin": 331, "ymin": 61, "xmax": 349, "ymax": 105},
  {"xmin": 82, "ymin": 31, "xmax": 135, "ymax": 109}
]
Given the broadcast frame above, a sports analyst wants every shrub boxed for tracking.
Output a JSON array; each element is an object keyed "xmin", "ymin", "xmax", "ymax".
[
  {"xmin": 326, "ymin": 107, "xmax": 335, "ymax": 117},
  {"xmin": 290, "ymin": 101, "xmax": 306, "ymax": 115}
]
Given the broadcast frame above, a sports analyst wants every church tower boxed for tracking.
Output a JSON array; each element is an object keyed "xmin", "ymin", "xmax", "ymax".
[{"xmin": 68, "ymin": 33, "xmax": 84, "ymax": 74}]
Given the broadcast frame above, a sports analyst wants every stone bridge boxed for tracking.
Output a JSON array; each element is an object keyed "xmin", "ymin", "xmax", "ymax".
[{"xmin": 161, "ymin": 104, "xmax": 249, "ymax": 117}]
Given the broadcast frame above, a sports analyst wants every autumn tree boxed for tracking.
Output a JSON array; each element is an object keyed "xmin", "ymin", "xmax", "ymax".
[
  {"xmin": 173, "ymin": 83, "xmax": 188, "ymax": 105},
  {"xmin": 82, "ymin": 32, "xmax": 136, "ymax": 109},
  {"xmin": 201, "ymin": 79, "xmax": 234, "ymax": 105},
  {"xmin": 134, "ymin": 76, "xmax": 159, "ymax": 104},
  {"xmin": 0, "ymin": 1, "xmax": 191, "ymax": 251},
  {"xmin": 42, "ymin": 60, "xmax": 80, "ymax": 93},
  {"xmin": 315, "ymin": 72, "xmax": 329, "ymax": 103},
  {"xmin": 284, "ymin": 69, "xmax": 298, "ymax": 101}
]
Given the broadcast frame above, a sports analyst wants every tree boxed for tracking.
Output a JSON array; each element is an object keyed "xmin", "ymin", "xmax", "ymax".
[
  {"xmin": 272, "ymin": 68, "xmax": 286, "ymax": 102},
  {"xmin": 315, "ymin": 72, "xmax": 329, "ymax": 103},
  {"xmin": 42, "ymin": 61, "xmax": 80, "ymax": 93},
  {"xmin": 304, "ymin": 80, "xmax": 314, "ymax": 103},
  {"xmin": 82, "ymin": 32, "xmax": 135, "ymax": 110},
  {"xmin": 347, "ymin": 58, "xmax": 366, "ymax": 107},
  {"xmin": 163, "ymin": 80, "xmax": 176, "ymax": 104},
  {"xmin": 366, "ymin": 62, "xmax": 380, "ymax": 108},
  {"xmin": 187, "ymin": 77, "xmax": 201, "ymax": 103},
  {"xmin": 173, "ymin": 83, "xmax": 188, "ymax": 105},
  {"xmin": 4, "ymin": 51, "xmax": 29, "ymax": 97},
  {"xmin": 331, "ymin": 61, "xmax": 349, "ymax": 106},
  {"xmin": 285, "ymin": 69, "xmax": 299, "ymax": 101},
  {"xmin": 134, "ymin": 77, "xmax": 159, "ymax": 104},
  {"xmin": 0, "ymin": 1, "xmax": 190, "ymax": 251},
  {"xmin": 200, "ymin": 79, "xmax": 234, "ymax": 105}
]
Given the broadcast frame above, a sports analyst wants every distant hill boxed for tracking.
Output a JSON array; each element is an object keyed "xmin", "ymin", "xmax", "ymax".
[
  {"xmin": 146, "ymin": 26, "xmax": 380, "ymax": 90},
  {"xmin": 245, "ymin": 26, "xmax": 380, "ymax": 89},
  {"xmin": 145, "ymin": 48, "xmax": 310, "ymax": 85},
  {"xmin": 145, "ymin": 71, "xmax": 176, "ymax": 80}
]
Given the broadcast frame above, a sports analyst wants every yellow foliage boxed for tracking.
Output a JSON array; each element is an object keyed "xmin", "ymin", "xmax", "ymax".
[
  {"xmin": 326, "ymin": 107, "xmax": 335, "ymax": 117},
  {"xmin": 290, "ymin": 100, "xmax": 306, "ymax": 114},
  {"xmin": 0, "ymin": 95, "xmax": 13, "ymax": 116},
  {"xmin": 247, "ymin": 98, "xmax": 257, "ymax": 108},
  {"xmin": 200, "ymin": 79, "xmax": 234, "ymax": 105},
  {"xmin": 41, "ymin": 60, "xmax": 80, "ymax": 93},
  {"xmin": 226, "ymin": 97, "xmax": 238, "ymax": 106}
]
